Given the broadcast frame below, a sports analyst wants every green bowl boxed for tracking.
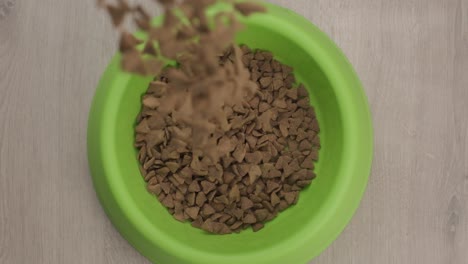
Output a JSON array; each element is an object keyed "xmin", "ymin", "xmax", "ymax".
[{"xmin": 88, "ymin": 3, "xmax": 373, "ymax": 264}]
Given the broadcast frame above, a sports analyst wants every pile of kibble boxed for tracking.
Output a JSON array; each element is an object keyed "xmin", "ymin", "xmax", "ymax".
[{"xmin": 135, "ymin": 45, "xmax": 320, "ymax": 234}]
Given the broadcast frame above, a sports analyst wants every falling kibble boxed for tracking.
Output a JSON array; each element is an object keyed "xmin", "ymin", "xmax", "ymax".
[
  {"xmin": 234, "ymin": 2, "xmax": 267, "ymax": 16},
  {"xmin": 99, "ymin": 0, "xmax": 271, "ymax": 161}
]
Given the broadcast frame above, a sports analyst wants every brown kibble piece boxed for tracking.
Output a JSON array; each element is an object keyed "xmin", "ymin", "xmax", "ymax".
[
  {"xmin": 223, "ymin": 172, "xmax": 236, "ymax": 184},
  {"xmin": 156, "ymin": 168, "xmax": 170, "ymax": 177},
  {"xmin": 136, "ymin": 119, "xmax": 151, "ymax": 134},
  {"xmin": 297, "ymin": 85, "xmax": 308, "ymax": 97},
  {"xmin": 311, "ymin": 119, "xmax": 320, "ymax": 132},
  {"xmin": 230, "ymin": 221, "xmax": 243, "ymax": 230},
  {"xmin": 185, "ymin": 207, "xmax": 200, "ymax": 220},
  {"xmin": 243, "ymin": 213, "xmax": 257, "ymax": 224},
  {"xmin": 274, "ymin": 156, "xmax": 285, "ymax": 170},
  {"xmin": 229, "ymin": 185, "xmax": 241, "ymax": 203},
  {"xmin": 267, "ymin": 168, "xmax": 282, "ymax": 178},
  {"xmin": 191, "ymin": 156, "xmax": 208, "ymax": 175},
  {"xmin": 240, "ymin": 197, "xmax": 254, "ymax": 210},
  {"xmin": 107, "ymin": 4, "xmax": 127, "ymax": 27},
  {"xmin": 272, "ymin": 79, "xmax": 283, "ymax": 90},
  {"xmin": 252, "ymin": 222, "xmax": 264, "ymax": 232},
  {"xmin": 219, "ymin": 213, "xmax": 232, "ymax": 224},
  {"xmin": 179, "ymin": 166, "xmax": 192, "ymax": 179},
  {"xmin": 258, "ymin": 192, "xmax": 270, "ymax": 201},
  {"xmin": 177, "ymin": 184, "xmax": 188, "ymax": 194},
  {"xmin": 248, "ymin": 165, "xmax": 262, "ymax": 184},
  {"xmin": 202, "ymin": 204, "xmax": 216, "ymax": 216},
  {"xmin": 173, "ymin": 211, "xmax": 186, "ymax": 222},
  {"xmin": 310, "ymin": 136, "xmax": 320, "ymax": 149},
  {"xmin": 186, "ymin": 192, "xmax": 196, "ymax": 206},
  {"xmin": 147, "ymin": 175, "xmax": 157, "ymax": 185},
  {"xmin": 207, "ymin": 191, "xmax": 217, "ymax": 202},
  {"xmin": 214, "ymin": 195, "xmax": 229, "ymax": 205},
  {"xmin": 188, "ymin": 181, "xmax": 201, "ymax": 192},
  {"xmin": 231, "ymin": 208, "xmax": 244, "ymax": 219},
  {"xmin": 226, "ymin": 217, "xmax": 236, "ymax": 226},
  {"xmin": 284, "ymin": 191, "xmax": 299, "ymax": 205},
  {"xmin": 191, "ymin": 217, "xmax": 204, "ymax": 228},
  {"xmin": 298, "ymin": 140, "xmax": 312, "ymax": 151},
  {"xmin": 238, "ymin": 164, "xmax": 251, "ymax": 177},
  {"xmin": 171, "ymin": 174, "xmax": 185, "ymax": 185},
  {"xmin": 258, "ymin": 110, "xmax": 273, "ymax": 132},
  {"xmin": 297, "ymin": 180, "xmax": 312, "ymax": 188},
  {"xmin": 161, "ymin": 195, "xmax": 175, "ymax": 208},
  {"xmin": 279, "ymin": 119, "xmax": 289, "ymax": 137},
  {"xmin": 122, "ymin": 49, "xmax": 146, "ymax": 75},
  {"xmin": 273, "ymin": 99, "xmax": 287, "ymax": 109},
  {"xmin": 160, "ymin": 182, "xmax": 171, "ymax": 194},
  {"xmin": 283, "ymin": 159, "xmax": 300, "ymax": 177},
  {"xmin": 261, "ymin": 62, "xmax": 272, "ymax": 73},
  {"xmin": 143, "ymin": 41, "xmax": 157, "ymax": 56},
  {"xmin": 278, "ymin": 200, "xmax": 289, "ymax": 211},
  {"xmin": 201, "ymin": 181, "xmax": 216, "ymax": 194},
  {"xmin": 301, "ymin": 153, "xmax": 315, "ymax": 169},
  {"xmin": 232, "ymin": 144, "xmax": 247, "ymax": 163},
  {"xmin": 310, "ymin": 148, "xmax": 319, "ymax": 161},
  {"xmin": 258, "ymin": 102, "xmax": 270, "ymax": 113},
  {"xmin": 297, "ymin": 98, "xmax": 310, "ymax": 108},
  {"xmin": 218, "ymin": 136, "xmax": 234, "ymax": 155},
  {"xmin": 148, "ymin": 81, "xmax": 167, "ymax": 96},
  {"xmin": 201, "ymin": 219, "xmax": 216, "ymax": 233},
  {"xmin": 265, "ymin": 211, "xmax": 278, "ymax": 222},
  {"xmin": 166, "ymin": 162, "xmax": 180, "ymax": 173},
  {"xmin": 259, "ymin": 77, "xmax": 272, "ymax": 88},
  {"xmin": 219, "ymin": 224, "xmax": 232, "ymax": 235},
  {"xmin": 143, "ymin": 96, "xmax": 160, "ymax": 109},
  {"xmin": 212, "ymin": 202, "xmax": 226, "ymax": 212},
  {"xmin": 146, "ymin": 129, "xmax": 165, "ymax": 149},
  {"xmin": 120, "ymin": 32, "xmax": 143, "ymax": 53},
  {"xmin": 270, "ymin": 192, "xmax": 280, "ymax": 206},
  {"xmin": 254, "ymin": 209, "xmax": 269, "ymax": 222},
  {"xmin": 221, "ymin": 156, "xmax": 235, "ymax": 169},
  {"xmin": 262, "ymin": 200, "xmax": 275, "ymax": 213},
  {"xmin": 296, "ymin": 128, "xmax": 308, "ymax": 142},
  {"xmin": 218, "ymin": 184, "xmax": 229, "ymax": 195},
  {"xmin": 175, "ymin": 191, "xmax": 185, "ymax": 201},
  {"xmin": 147, "ymin": 184, "xmax": 162, "ymax": 195},
  {"xmin": 266, "ymin": 181, "xmax": 280, "ymax": 193},
  {"xmin": 259, "ymin": 162, "xmax": 273, "ymax": 176},
  {"xmin": 234, "ymin": 2, "xmax": 267, "ymax": 16},
  {"xmin": 246, "ymin": 135, "xmax": 257, "ymax": 149},
  {"xmin": 196, "ymin": 192, "xmax": 207, "ymax": 207},
  {"xmin": 245, "ymin": 152, "xmax": 263, "ymax": 165},
  {"xmin": 147, "ymin": 115, "xmax": 166, "ymax": 130},
  {"xmin": 286, "ymin": 88, "xmax": 298, "ymax": 100}
]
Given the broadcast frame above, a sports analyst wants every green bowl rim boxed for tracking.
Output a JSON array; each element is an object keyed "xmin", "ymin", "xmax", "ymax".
[{"xmin": 87, "ymin": 2, "xmax": 373, "ymax": 263}]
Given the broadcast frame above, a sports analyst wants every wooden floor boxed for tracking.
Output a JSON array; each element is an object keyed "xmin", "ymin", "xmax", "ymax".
[{"xmin": 1, "ymin": 0, "xmax": 467, "ymax": 263}]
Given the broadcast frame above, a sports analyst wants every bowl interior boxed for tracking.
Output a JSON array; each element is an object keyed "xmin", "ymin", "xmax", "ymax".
[
  {"xmin": 90, "ymin": 4, "xmax": 372, "ymax": 264},
  {"xmin": 115, "ymin": 26, "xmax": 341, "ymax": 256}
]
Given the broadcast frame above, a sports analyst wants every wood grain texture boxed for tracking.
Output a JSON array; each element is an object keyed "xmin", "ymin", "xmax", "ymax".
[{"xmin": 0, "ymin": 0, "xmax": 467, "ymax": 263}]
